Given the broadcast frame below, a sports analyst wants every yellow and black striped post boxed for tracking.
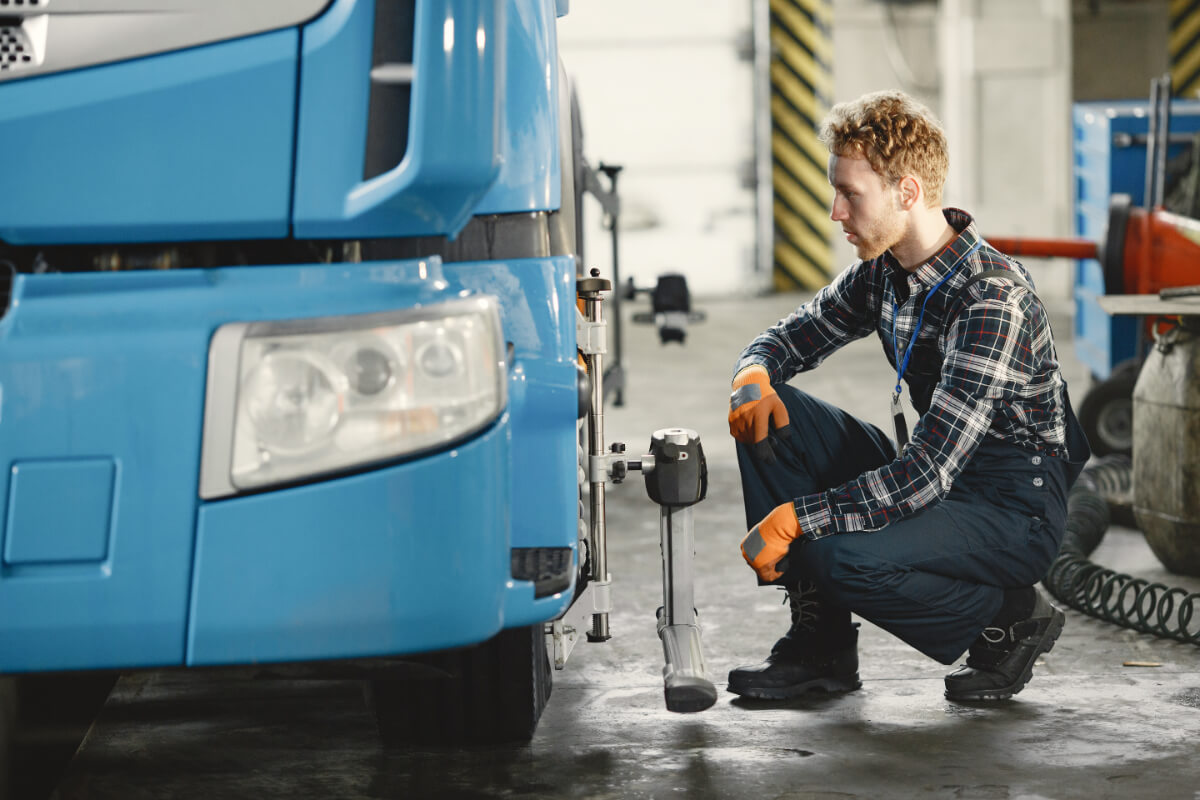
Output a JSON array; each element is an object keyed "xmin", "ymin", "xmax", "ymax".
[
  {"xmin": 1171, "ymin": 0, "xmax": 1200, "ymax": 98},
  {"xmin": 769, "ymin": 0, "xmax": 834, "ymax": 291}
]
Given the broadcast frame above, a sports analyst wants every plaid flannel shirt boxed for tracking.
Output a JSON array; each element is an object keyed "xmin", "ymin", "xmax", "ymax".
[{"xmin": 735, "ymin": 209, "xmax": 1072, "ymax": 540}]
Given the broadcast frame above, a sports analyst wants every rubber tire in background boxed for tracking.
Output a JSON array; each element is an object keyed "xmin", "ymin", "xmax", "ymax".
[
  {"xmin": 1099, "ymin": 193, "xmax": 1131, "ymax": 294},
  {"xmin": 1077, "ymin": 359, "xmax": 1140, "ymax": 457},
  {"xmin": 365, "ymin": 623, "xmax": 552, "ymax": 746}
]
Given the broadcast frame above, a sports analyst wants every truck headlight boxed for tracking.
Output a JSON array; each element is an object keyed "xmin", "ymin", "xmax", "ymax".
[{"xmin": 199, "ymin": 297, "xmax": 506, "ymax": 499}]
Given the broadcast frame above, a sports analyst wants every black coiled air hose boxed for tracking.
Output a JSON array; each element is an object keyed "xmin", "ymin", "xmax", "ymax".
[{"xmin": 1042, "ymin": 455, "xmax": 1200, "ymax": 645}]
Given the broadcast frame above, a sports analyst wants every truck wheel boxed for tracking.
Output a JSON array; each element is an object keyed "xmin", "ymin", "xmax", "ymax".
[
  {"xmin": 1, "ymin": 677, "xmax": 14, "ymax": 797},
  {"xmin": 1078, "ymin": 360, "xmax": 1140, "ymax": 457},
  {"xmin": 365, "ymin": 623, "xmax": 551, "ymax": 746}
]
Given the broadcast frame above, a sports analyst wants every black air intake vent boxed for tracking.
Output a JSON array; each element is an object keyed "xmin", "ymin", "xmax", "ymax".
[
  {"xmin": 363, "ymin": 0, "xmax": 416, "ymax": 181},
  {"xmin": 0, "ymin": 261, "xmax": 14, "ymax": 321}
]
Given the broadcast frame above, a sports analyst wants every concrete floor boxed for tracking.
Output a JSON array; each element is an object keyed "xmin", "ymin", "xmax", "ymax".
[{"xmin": 52, "ymin": 292, "xmax": 1200, "ymax": 799}]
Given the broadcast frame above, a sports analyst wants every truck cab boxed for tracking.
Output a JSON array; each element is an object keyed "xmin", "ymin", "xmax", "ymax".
[{"xmin": 0, "ymin": 0, "xmax": 584, "ymax": 742}]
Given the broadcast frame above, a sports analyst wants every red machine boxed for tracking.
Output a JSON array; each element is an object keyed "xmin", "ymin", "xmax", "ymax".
[
  {"xmin": 984, "ymin": 76, "xmax": 1200, "ymax": 457},
  {"xmin": 989, "ymin": 196, "xmax": 1200, "ymax": 299}
]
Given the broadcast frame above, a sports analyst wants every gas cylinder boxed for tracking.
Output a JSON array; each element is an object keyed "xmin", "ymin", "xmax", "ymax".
[{"xmin": 1132, "ymin": 322, "xmax": 1200, "ymax": 576}]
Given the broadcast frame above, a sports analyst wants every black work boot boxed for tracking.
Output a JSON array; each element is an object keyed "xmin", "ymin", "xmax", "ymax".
[
  {"xmin": 944, "ymin": 591, "xmax": 1066, "ymax": 702},
  {"xmin": 727, "ymin": 583, "xmax": 861, "ymax": 700}
]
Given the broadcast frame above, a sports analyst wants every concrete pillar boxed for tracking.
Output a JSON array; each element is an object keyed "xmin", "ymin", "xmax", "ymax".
[{"xmin": 939, "ymin": 0, "xmax": 1072, "ymax": 299}]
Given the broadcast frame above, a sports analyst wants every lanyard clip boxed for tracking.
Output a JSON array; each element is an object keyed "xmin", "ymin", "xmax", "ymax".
[{"xmin": 890, "ymin": 390, "xmax": 909, "ymax": 454}]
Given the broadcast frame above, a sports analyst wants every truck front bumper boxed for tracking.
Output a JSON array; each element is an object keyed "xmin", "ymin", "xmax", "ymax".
[{"xmin": 189, "ymin": 414, "xmax": 573, "ymax": 667}]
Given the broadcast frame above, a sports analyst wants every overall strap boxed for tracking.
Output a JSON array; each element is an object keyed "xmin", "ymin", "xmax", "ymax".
[
  {"xmin": 947, "ymin": 266, "xmax": 1092, "ymax": 466},
  {"xmin": 904, "ymin": 268, "xmax": 1037, "ymax": 415},
  {"xmin": 950, "ymin": 268, "xmax": 1035, "ymax": 313}
]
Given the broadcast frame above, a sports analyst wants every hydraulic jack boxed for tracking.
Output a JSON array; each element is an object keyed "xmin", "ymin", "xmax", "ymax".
[{"xmin": 551, "ymin": 271, "xmax": 717, "ymax": 713}]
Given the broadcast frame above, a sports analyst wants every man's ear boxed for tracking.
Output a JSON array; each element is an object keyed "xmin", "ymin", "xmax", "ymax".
[{"xmin": 896, "ymin": 175, "xmax": 921, "ymax": 210}]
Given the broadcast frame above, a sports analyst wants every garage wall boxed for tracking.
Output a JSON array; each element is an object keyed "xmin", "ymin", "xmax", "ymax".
[
  {"xmin": 941, "ymin": 0, "xmax": 1073, "ymax": 301},
  {"xmin": 1073, "ymin": 0, "xmax": 1168, "ymax": 103},
  {"xmin": 556, "ymin": 1, "xmax": 758, "ymax": 298},
  {"xmin": 557, "ymin": 0, "xmax": 1170, "ymax": 302}
]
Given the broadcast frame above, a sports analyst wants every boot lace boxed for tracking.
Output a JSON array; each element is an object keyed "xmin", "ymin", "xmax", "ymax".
[
  {"xmin": 783, "ymin": 583, "xmax": 821, "ymax": 633},
  {"xmin": 980, "ymin": 626, "xmax": 1011, "ymax": 645},
  {"xmin": 967, "ymin": 625, "xmax": 1017, "ymax": 668}
]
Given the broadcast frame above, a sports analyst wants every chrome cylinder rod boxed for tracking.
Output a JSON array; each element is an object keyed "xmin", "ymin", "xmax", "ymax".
[{"xmin": 583, "ymin": 286, "xmax": 611, "ymax": 642}]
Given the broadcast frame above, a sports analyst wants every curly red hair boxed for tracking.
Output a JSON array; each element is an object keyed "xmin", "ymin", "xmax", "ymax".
[{"xmin": 818, "ymin": 91, "xmax": 949, "ymax": 206}]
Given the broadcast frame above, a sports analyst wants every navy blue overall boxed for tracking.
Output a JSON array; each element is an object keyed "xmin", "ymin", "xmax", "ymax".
[{"xmin": 737, "ymin": 383, "xmax": 1088, "ymax": 665}]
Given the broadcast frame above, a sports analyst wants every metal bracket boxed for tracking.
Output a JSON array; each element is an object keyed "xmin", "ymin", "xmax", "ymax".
[
  {"xmin": 576, "ymin": 308, "xmax": 608, "ymax": 356},
  {"xmin": 547, "ymin": 575, "xmax": 612, "ymax": 668},
  {"xmin": 588, "ymin": 451, "xmax": 654, "ymax": 485},
  {"xmin": 547, "ymin": 617, "xmax": 579, "ymax": 670}
]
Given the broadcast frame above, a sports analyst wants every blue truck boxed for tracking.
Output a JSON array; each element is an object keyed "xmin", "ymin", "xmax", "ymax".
[{"xmin": 0, "ymin": 0, "xmax": 589, "ymax": 744}]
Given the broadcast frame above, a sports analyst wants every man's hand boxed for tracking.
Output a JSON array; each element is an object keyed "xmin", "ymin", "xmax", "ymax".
[
  {"xmin": 739, "ymin": 502, "xmax": 802, "ymax": 582},
  {"xmin": 728, "ymin": 365, "xmax": 791, "ymax": 462}
]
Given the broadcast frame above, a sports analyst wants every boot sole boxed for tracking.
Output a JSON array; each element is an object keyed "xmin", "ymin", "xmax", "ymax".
[
  {"xmin": 944, "ymin": 609, "xmax": 1065, "ymax": 702},
  {"xmin": 727, "ymin": 674, "xmax": 862, "ymax": 700}
]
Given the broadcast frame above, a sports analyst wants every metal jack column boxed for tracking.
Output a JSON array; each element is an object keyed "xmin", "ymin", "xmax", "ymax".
[
  {"xmin": 637, "ymin": 428, "xmax": 717, "ymax": 713},
  {"xmin": 577, "ymin": 270, "xmax": 613, "ymax": 643}
]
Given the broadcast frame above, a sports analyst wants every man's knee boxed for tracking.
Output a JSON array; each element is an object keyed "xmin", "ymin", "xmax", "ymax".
[
  {"xmin": 794, "ymin": 534, "xmax": 883, "ymax": 605},
  {"xmin": 773, "ymin": 384, "xmax": 828, "ymax": 422}
]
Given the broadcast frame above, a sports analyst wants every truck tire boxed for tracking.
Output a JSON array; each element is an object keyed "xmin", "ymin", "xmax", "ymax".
[
  {"xmin": 1078, "ymin": 359, "xmax": 1140, "ymax": 457},
  {"xmin": 365, "ymin": 623, "xmax": 551, "ymax": 746},
  {"xmin": 1, "ymin": 677, "xmax": 14, "ymax": 797}
]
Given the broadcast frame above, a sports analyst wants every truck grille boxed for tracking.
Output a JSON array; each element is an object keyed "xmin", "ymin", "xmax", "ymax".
[
  {"xmin": 0, "ymin": 19, "xmax": 36, "ymax": 74},
  {"xmin": 363, "ymin": 0, "xmax": 416, "ymax": 181},
  {"xmin": 511, "ymin": 547, "xmax": 574, "ymax": 599}
]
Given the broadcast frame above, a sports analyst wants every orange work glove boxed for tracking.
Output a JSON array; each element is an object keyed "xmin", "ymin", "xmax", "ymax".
[
  {"xmin": 740, "ymin": 502, "xmax": 802, "ymax": 582},
  {"xmin": 728, "ymin": 365, "xmax": 791, "ymax": 462}
]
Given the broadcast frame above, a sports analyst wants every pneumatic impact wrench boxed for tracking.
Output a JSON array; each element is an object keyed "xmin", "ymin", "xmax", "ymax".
[
  {"xmin": 637, "ymin": 428, "xmax": 719, "ymax": 713},
  {"xmin": 601, "ymin": 430, "xmax": 718, "ymax": 713}
]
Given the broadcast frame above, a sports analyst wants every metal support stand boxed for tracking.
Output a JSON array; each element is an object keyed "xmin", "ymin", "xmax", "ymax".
[
  {"xmin": 577, "ymin": 271, "xmax": 612, "ymax": 643},
  {"xmin": 581, "ymin": 161, "xmax": 626, "ymax": 406},
  {"xmin": 598, "ymin": 164, "xmax": 625, "ymax": 407}
]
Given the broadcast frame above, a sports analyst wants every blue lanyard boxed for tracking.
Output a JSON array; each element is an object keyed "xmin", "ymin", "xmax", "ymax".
[{"xmin": 890, "ymin": 241, "xmax": 982, "ymax": 397}]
